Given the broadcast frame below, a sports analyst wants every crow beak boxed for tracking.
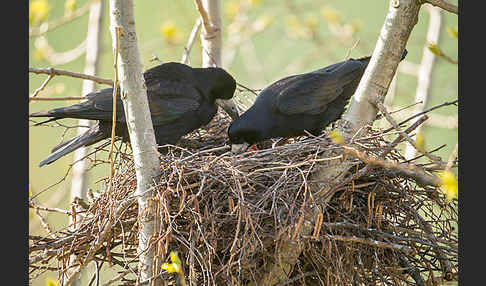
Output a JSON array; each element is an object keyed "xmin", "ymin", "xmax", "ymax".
[
  {"xmin": 231, "ymin": 142, "xmax": 250, "ymax": 154},
  {"xmin": 215, "ymin": 98, "xmax": 240, "ymax": 121}
]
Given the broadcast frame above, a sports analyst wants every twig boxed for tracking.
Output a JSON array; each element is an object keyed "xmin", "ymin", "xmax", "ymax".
[
  {"xmin": 181, "ymin": 18, "xmax": 202, "ymax": 64},
  {"xmin": 424, "ymin": 0, "xmax": 458, "ymax": 15},
  {"xmin": 29, "ymin": 74, "xmax": 54, "ymax": 101},
  {"xmin": 251, "ymin": 155, "xmax": 343, "ymax": 174},
  {"xmin": 29, "ymin": 0, "xmax": 93, "ymax": 37},
  {"xmin": 29, "ymin": 96, "xmax": 86, "ymax": 101},
  {"xmin": 63, "ymin": 196, "xmax": 137, "ymax": 285},
  {"xmin": 193, "ymin": 0, "xmax": 212, "ymax": 33},
  {"xmin": 341, "ymin": 144, "xmax": 440, "ymax": 187},
  {"xmin": 109, "ymin": 26, "xmax": 121, "ymax": 195},
  {"xmin": 102, "ymin": 270, "xmax": 130, "ymax": 286},
  {"xmin": 34, "ymin": 207, "xmax": 57, "ymax": 239},
  {"xmin": 34, "ymin": 36, "xmax": 87, "ymax": 66},
  {"xmin": 446, "ymin": 143, "xmax": 458, "ymax": 171},
  {"xmin": 376, "ymin": 101, "xmax": 446, "ymax": 168},
  {"xmin": 29, "ymin": 67, "xmax": 113, "ymax": 86},
  {"xmin": 29, "ymin": 202, "xmax": 72, "ymax": 215},
  {"xmin": 319, "ymin": 115, "xmax": 429, "ymax": 201},
  {"xmin": 344, "ymin": 38, "xmax": 360, "ymax": 60},
  {"xmin": 323, "ymin": 234, "xmax": 415, "ymax": 255},
  {"xmin": 383, "ymin": 99, "xmax": 458, "ymax": 133}
]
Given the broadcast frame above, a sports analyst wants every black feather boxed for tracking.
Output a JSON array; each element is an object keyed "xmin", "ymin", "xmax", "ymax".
[
  {"xmin": 31, "ymin": 62, "xmax": 236, "ymax": 167},
  {"xmin": 228, "ymin": 49, "xmax": 408, "ymax": 149}
]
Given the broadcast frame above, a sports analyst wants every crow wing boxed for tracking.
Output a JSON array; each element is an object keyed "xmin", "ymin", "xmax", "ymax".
[
  {"xmin": 276, "ymin": 59, "xmax": 365, "ymax": 115},
  {"xmin": 82, "ymin": 80, "xmax": 202, "ymax": 125}
]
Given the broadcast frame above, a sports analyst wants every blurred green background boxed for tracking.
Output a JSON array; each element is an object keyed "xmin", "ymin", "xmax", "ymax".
[{"xmin": 29, "ymin": 0, "xmax": 458, "ymax": 284}]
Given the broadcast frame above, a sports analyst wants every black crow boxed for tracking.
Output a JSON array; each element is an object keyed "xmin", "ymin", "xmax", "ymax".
[
  {"xmin": 228, "ymin": 50, "xmax": 407, "ymax": 153},
  {"xmin": 30, "ymin": 62, "xmax": 238, "ymax": 167}
]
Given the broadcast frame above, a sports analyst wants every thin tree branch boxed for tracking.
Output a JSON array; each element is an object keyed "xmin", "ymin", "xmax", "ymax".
[
  {"xmin": 29, "ymin": 67, "xmax": 113, "ymax": 86},
  {"xmin": 181, "ymin": 18, "xmax": 202, "ymax": 64},
  {"xmin": 424, "ymin": 0, "xmax": 458, "ymax": 15},
  {"xmin": 29, "ymin": 74, "xmax": 54, "ymax": 101},
  {"xmin": 29, "ymin": 0, "xmax": 93, "ymax": 37}
]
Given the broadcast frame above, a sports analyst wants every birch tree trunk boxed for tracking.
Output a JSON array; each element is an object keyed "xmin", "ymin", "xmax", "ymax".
[
  {"xmin": 199, "ymin": 0, "xmax": 222, "ymax": 67},
  {"xmin": 404, "ymin": 4, "xmax": 442, "ymax": 160},
  {"xmin": 70, "ymin": 0, "xmax": 103, "ymax": 227},
  {"xmin": 109, "ymin": 0, "xmax": 162, "ymax": 284},
  {"xmin": 252, "ymin": 1, "xmax": 422, "ymax": 284},
  {"xmin": 68, "ymin": 2, "xmax": 103, "ymax": 285}
]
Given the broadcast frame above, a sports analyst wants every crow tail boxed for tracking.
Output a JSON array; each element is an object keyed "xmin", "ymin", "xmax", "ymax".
[{"xmin": 39, "ymin": 124, "xmax": 105, "ymax": 167}]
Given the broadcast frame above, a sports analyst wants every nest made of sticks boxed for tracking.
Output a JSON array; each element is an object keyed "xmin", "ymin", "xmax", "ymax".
[{"xmin": 29, "ymin": 110, "xmax": 458, "ymax": 286}]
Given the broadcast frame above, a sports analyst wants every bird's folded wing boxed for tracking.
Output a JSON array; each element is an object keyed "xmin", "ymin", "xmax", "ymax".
[
  {"xmin": 146, "ymin": 80, "xmax": 202, "ymax": 125},
  {"xmin": 84, "ymin": 88, "xmax": 127, "ymax": 121},
  {"xmin": 276, "ymin": 60, "xmax": 365, "ymax": 115}
]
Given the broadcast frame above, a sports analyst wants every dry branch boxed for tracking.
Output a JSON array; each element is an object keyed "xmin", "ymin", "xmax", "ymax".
[
  {"xmin": 424, "ymin": 0, "xmax": 458, "ymax": 15},
  {"xmin": 29, "ymin": 67, "xmax": 113, "ymax": 86}
]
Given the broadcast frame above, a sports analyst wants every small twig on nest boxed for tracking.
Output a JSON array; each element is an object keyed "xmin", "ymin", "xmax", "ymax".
[
  {"xmin": 376, "ymin": 101, "xmax": 446, "ymax": 168},
  {"xmin": 383, "ymin": 99, "xmax": 458, "ymax": 133},
  {"xmin": 323, "ymin": 234, "xmax": 415, "ymax": 255},
  {"xmin": 29, "ymin": 201, "xmax": 72, "ymax": 215},
  {"xmin": 341, "ymin": 144, "xmax": 440, "ymax": 187},
  {"xmin": 446, "ymin": 143, "xmax": 458, "ymax": 171},
  {"xmin": 319, "ymin": 115, "xmax": 429, "ymax": 201}
]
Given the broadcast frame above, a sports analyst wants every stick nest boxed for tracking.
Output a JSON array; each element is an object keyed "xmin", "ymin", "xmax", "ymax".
[{"xmin": 29, "ymin": 111, "xmax": 458, "ymax": 285}]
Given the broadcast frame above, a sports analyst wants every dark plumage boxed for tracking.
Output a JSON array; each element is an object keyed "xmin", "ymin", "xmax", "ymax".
[
  {"xmin": 30, "ymin": 62, "xmax": 238, "ymax": 167},
  {"xmin": 228, "ymin": 50, "xmax": 407, "ymax": 153}
]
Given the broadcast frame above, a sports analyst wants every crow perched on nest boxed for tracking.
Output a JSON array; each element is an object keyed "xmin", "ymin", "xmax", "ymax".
[
  {"xmin": 30, "ymin": 62, "xmax": 239, "ymax": 167},
  {"xmin": 228, "ymin": 49, "xmax": 408, "ymax": 153}
]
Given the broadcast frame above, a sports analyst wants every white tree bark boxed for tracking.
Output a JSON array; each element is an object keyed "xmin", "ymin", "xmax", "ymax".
[
  {"xmin": 340, "ymin": 0, "xmax": 420, "ymax": 138},
  {"xmin": 70, "ymin": 0, "xmax": 103, "ymax": 223},
  {"xmin": 404, "ymin": 4, "xmax": 442, "ymax": 160},
  {"xmin": 109, "ymin": 0, "xmax": 161, "ymax": 283},
  {"xmin": 68, "ymin": 2, "xmax": 103, "ymax": 285},
  {"xmin": 199, "ymin": 0, "xmax": 222, "ymax": 67}
]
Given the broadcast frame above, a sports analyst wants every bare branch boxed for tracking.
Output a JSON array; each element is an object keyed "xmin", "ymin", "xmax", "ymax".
[
  {"xmin": 29, "ymin": 0, "xmax": 93, "ymax": 37},
  {"xmin": 29, "ymin": 74, "xmax": 54, "ymax": 101},
  {"xmin": 34, "ymin": 36, "xmax": 87, "ymax": 65},
  {"xmin": 424, "ymin": 0, "xmax": 458, "ymax": 15},
  {"xmin": 29, "ymin": 67, "xmax": 113, "ymax": 86},
  {"xmin": 181, "ymin": 18, "xmax": 202, "ymax": 64}
]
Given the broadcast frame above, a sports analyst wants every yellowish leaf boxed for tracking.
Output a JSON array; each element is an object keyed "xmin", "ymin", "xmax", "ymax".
[
  {"xmin": 29, "ymin": 184, "xmax": 33, "ymax": 197},
  {"xmin": 30, "ymin": 0, "xmax": 50, "ymax": 25},
  {"xmin": 304, "ymin": 15, "xmax": 318, "ymax": 31},
  {"xmin": 45, "ymin": 278, "xmax": 59, "ymax": 286},
  {"xmin": 321, "ymin": 6, "xmax": 339, "ymax": 24},
  {"xmin": 64, "ymin": 0, "xmax": 77, "ymax": 15},
  {"xmin": 161, "ymin": 263, "xmax": 180, "ymax": 273},
  {"xmin": 225, "ymin": 1, "xmax": 240, "ymax": 19},
  {"xmin": 33, "ymin": 48, "xmax": 46, "ymax": 61},
  {"xmin": 329, "ymin": 129, "xmax": 344, "ymax": 145},
  {"xmin": 170, "ymin": 251, "xmax": 182, "ymax": 266},
  {"xmin": 249, "ymin": 0, "xmax": 261, "ymax": 7},
  {"xmin": 428, "ymin": 43, "xmax": 443, "ymax": 56},
  {"xmin": 415, "ymin": 132, "xmax": 425, "ymax": 152},
  {"xmin": 446, "ymin": 26, "xmax": 458, "ymax": 39},
  {"xmin": 439, "ymin": 170, "xmax": 458, "ymax": 203},
  {"xmin": 160, "ymin": 21, "xmax": 180, "ymax": 43}
]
